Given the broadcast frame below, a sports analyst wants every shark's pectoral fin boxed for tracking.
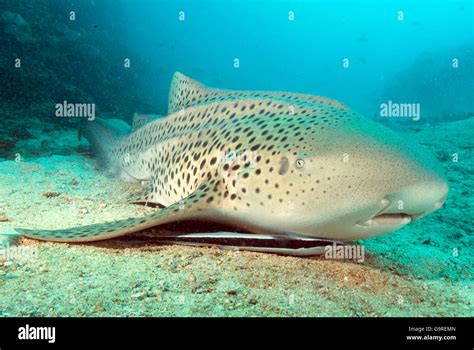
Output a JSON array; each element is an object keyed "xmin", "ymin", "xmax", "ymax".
[{"xmin": 16, "ymin": 181, "xmax": 215, "ymax": 243}]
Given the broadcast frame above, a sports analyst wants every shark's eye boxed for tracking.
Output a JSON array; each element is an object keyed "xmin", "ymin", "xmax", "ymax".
[{"xmin": 295, "ymin": 158, "xmax": 305, "ymax": 169}]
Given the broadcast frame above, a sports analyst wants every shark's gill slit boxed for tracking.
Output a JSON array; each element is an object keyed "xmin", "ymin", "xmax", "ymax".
[{"xmin": 278, "ymin": 156, "xmax": 289, "ymax": 175}]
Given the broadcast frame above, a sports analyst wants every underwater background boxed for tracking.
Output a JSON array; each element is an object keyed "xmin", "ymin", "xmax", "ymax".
[{"xmin": 0, "ymin": 0, "xmax": 472, "ymax": 316}]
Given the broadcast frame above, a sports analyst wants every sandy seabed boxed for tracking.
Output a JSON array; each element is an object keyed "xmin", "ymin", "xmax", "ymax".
[{"xmin": 0, "ymin": 117, "xmax": 472, "ymax": 316}]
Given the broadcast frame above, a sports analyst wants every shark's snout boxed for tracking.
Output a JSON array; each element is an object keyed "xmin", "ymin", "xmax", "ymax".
[
  {"xmin": 358, "ymin": 177, "xmax": 448, "ymax": 230},
  {"xmin": 383, "ymin": 178, "xmax": 448, "ymax": 218}
]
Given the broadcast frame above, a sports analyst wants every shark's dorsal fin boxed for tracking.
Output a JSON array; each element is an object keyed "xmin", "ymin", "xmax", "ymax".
[
  {"xmin": 168, "ymin": 71, "xmax": 348, "ymax": 113},
  {"xmin": 168, "ymin": 72, "xmax": 209, "ymax": 114},
  {"xmin": 132, "ymin": 113, "xmax": 163, "ymax": 130}
]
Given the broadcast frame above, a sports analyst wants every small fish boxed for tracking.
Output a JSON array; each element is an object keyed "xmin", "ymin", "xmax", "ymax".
[{"xmin": 16, "ymin": 73, "xmax": 448, "ymax": 255}]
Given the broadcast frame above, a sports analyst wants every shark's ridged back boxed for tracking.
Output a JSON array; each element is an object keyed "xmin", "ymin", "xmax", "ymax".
[{"xmin": 168, "ymin": 72, "xmax": 348, "ymax": 114}]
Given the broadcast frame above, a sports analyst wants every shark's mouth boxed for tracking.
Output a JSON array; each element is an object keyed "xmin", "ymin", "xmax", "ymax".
[
  {"xmin": 370, "ymin": 213, "xmax": 413, "ymax": 225},
  {"xmin": 357, "ymin": 212, "xmax": 427, "ymax": 227},
  {"xmin": 357, "ymin": 194, "xmax": 448, "ymax": 227}
]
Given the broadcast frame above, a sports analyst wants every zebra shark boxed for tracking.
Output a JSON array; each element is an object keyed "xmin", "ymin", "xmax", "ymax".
[{"xmin": 15, "ymin": 74, "xmax": 448, "ymax": 255}]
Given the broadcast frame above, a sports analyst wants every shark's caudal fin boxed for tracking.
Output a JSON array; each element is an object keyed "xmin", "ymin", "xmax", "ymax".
[{"xmin": 79, "ymin": 118, "xmax": 131, "ymax": 167}]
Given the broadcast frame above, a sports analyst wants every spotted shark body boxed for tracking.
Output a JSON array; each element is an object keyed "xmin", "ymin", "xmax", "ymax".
[{"xmin": 16, "ymin": 73, "xmax": 448, "ymax": 255}]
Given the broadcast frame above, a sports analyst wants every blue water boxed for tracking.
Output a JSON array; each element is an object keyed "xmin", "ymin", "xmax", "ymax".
[
  {"xmin": 116, "ymin": 0, "xmax": 473, "ymax": 118},
  {"xmin": 1, "ymin": 0, "xmax": 472, "ymax": 121}
]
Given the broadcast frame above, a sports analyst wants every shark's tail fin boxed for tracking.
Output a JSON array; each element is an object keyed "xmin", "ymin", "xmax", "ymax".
[{"xmin": 79, "ymin": 117, "xmax": 131, "ymax": 167}]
